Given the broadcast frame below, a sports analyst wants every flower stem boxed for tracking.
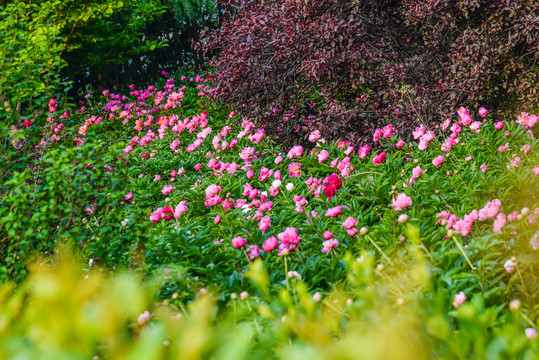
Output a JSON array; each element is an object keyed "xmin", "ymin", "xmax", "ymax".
[
  {"xmin": 452, "ymin": 235, "xmax": 476, "ymax": 271},
  {"xmin": 362, "ymin": 235, "xmax": 394, "ymax": 266}
]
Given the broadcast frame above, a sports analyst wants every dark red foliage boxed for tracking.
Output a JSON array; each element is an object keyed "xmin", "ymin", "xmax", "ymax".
[
  {"xmin": 203, "ymin": 0, "xmax": 538, "ymax": 145},
  {"xmin": 323, "ymin": 173, "xmax": 343, "ymax": 202}
]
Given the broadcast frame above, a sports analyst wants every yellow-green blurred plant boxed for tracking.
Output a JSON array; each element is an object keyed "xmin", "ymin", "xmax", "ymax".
[{"xmin": 0, "ymin": 245, "xmax": 537, "ymax": 360}]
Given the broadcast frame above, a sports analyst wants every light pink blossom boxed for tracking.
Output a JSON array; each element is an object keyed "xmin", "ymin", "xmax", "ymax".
[
  {"xmin": 342, "ymin": 217, "xmax": 358, "ymax": 230},
  {"xmin": 391, "ymin": 194, "xmax": 412, "ymax": 212},
  {"xmin": 452, "ymin": 291, "xmax": 466, "ymax": 308},
  {"xmin": 318, "ymin": 150, "xmax": 330, "ymax": 162},
  {"xmin": 432, "ymin": 155, "xmax": 444, "ymax": 168}
]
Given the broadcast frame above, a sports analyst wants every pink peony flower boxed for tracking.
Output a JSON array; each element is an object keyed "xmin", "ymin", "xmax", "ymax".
[
  {"xmin": 239, "ymin": 146, "xmax": 256, "ymax": 162},
  {"xmin": 309, "ymin": 130, "xmax": 321, "ymax": 142},
  {"xmin": 262, "ymin": 236, "xmax": 279, "ymax": 252},
  {"xmin": 318, "ymin": 150, "xmax": 330, "ymax": 163},
  {"xmin": 278, "ymin": 227, "xmax": 301, "ymax": 247},
  {"xmin": 231, "ymin": 237, "xmax": 247, "ymax": 249},
  {"xmin": 287, "ymin": 145, "xmax": 304, "ymax": 159},
  {"xmin": 214, "ymin": 215, "xmax": 221, "ymax": 224},
  {"xmin": 205, "ymin": 184, "xmax": 222, "ymax": 199},
  {"xmin": 382, "ymin": 124, "xmax": 394, "ymax": 138},
  {"xmin": 288, "ymin": 162, "xmax": 302, "ymax": 177},
  {"xmin": 325, "ymin": 205, "xmax": 343, "ymax": 217},
  {"xmin": 259, "ymin": 215, "xmax": 271, "ymax": 234},
  {"xmin": 195, "ymin": 163, "xmax": 202, "ymax": 171},
  {"xmin": 480, "ymin": 163, "xmax": 487, "ymax": 172},
  {"xmin": 373, "ymin": 152, "xmax": 387, "ymax": 165},
  {"xmin": 275, "ymin": 155, "xmax": 283, "ymax": 164},
  {"xmin": 323, "ymin": 231, "xmax": 333, "ymax": 240},
  {"xmin": 396, "ymin": 140, "xmax": 405, "ymax": 148},
  {"xmin": 174, "ymin": 201, "xmax": 188, "ymax": 219},
  {"xmin": 322, "ymin": 173, "xmax": 342, "ymax": 201},
  {"xmin": 162, "ymin": 186, "xmax": 175, "ymax": 195},
  {"xmin": 357, "ymin": 144, "xmax": 370, "ymax": 159},
  {"xmin": 342, "ymin": 217, "xmax": 358, "ymax": 230},
  {"xmin": 391, "ymin": 194, "xmax": 412, "ymax": 212},
  {"xmin": 432, "ymin": 155, "xmax": 445, "ymax": 168},
  {"xmin": 293, "ymin": 195, "xmax": 308, "ymax": 212},
  {"xmin": 247, "ymin": 245, "xmax": 260, "ymax": 260},
  {"xmin": 470, "ymin": 121, "xmax": 482, "ymax": 132},
  {"xmin": 494, "ymin": 121, "xmax": 505, "ymax": 130},
  {"xmin": 452, "ymin": 291, "xmax": 466, "ymax": 308},
  {"xmin": 409, "ymin": 166, "xmax": 425, "ymax": 185},
  {"xmin": 150, "ymin": 208, "xmax": 162, "ymax": 223},
  {"xmin": 493, "ymin": 213, "xmax": 506, "ymax": 233},
  {"xmin": 413, "ymin": 124, "xmax": 426, "ymax": 139},
  {"xmin": 125, "ymin": 192, "xmax": 134, "ymax": 200},
  {"xmin": 525, "ymin": 328, "xmax": 538, "ymax": 339},
  {"xmin": 373, "ymin": 128, "xmax": 383, "ymax": 142},
  {"xmin": 478, "ymin": 199, "xmax": 501, "ymax": 221},
  {"xmin": 322, "ymin": 238, "xmax": 339, "ymax": 253},
  {"xmin": 507, "ymin": 211, "xmax": 519, "ymax": 222},
  {"xmin": 458, "ymin": 107, "xmax": 472, "ymax": 126},
  {"xmin": 498, "ymin": 143, "xmax": 508, "ymax": 152},
  {"xmin": 478, "ymin": 107, "xmax": 488, "ymax": 118},
  {"xmin": 347, "ymin": 228, "xmax": 358, "ymax": 236},
  {"xmin": 504, "ymin": 259, "xmax": 516, "ymax": 273}
]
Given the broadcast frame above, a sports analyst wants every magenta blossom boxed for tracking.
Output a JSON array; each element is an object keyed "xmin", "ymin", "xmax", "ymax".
[
  {"xmin": 162, "ymin": 185, "xmax": 175, "ymax": 195},
  {"xmin": 263, "ymin": 236, "xmax": 279, "ymax": 252},
  {"xmin": 278, "ymin": 227, "xmax": 301, "ymax": 249},
  {"xmin": 478, "ymin": 107, "xmax": 488, "ymax": 117},
  {"xmin": 373, "ymin": 128, "xmax": 383, "ymax": 142},
  {"xmin": 150, "ymin": 208, "xmax": 162, "ymax": 223},
  {"xmin": 288, "ymin": 162, "xmax": 302, "ymax": 177},
  {"xmin": 457, "ymin": 107, "xmax": 472, "ymax": 126},
  {"xmin": 231, "ymin": 237, "xmax": 247, "ymax": 249},
  {"xmin": 391, "ymin": 194, "xmax": 412, "ymax": 212},
  {"xmin": 247, "ymin": 245, "xmax": 260, "ymax": 260},
  {"xmin": 259, "ymin": 215, "xmax": 271, "ymax": 234},
  {"xmin": 357, "ymin": 144, "xmax": 370, "ymax": 159},
  {"xmin": 372, "ymin": 152, "xmax": 387, "ymax": 165},
  {"xmin": 382, "ymin": 124, "xmax": 394, "ymax": 138},
  {"xmin": 325, "ymin": 205, "xmax": 343, "ymax": 217}
]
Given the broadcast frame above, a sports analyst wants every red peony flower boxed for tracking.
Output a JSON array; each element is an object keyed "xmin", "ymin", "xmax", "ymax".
[{"xmin": 322, "ymin": 173, "xmax": 342, "ymax": 201}]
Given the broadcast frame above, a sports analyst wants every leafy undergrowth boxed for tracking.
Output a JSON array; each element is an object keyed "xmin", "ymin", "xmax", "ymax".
[{"xmin": 1, "ymin": 73, "xmax": 538, "ymax": 358}]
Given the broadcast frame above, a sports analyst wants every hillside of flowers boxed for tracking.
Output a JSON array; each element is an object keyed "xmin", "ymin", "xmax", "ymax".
[{"xmin": 1, "ymin": 73, "xmax": 538, "ymax": 358}]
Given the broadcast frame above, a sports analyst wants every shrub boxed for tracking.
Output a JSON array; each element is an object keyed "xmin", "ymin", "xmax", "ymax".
[{"xmin": 202, "ymin": 0, "xmax": 539, "ymax": 145}]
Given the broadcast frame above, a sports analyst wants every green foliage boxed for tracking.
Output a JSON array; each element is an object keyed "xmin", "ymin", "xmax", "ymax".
[
  {"xmin": 1, "ymin": 73, "xmax": 538, "ymax": 358},
  {"xmin": 0, "ymin": 2, "xmax": 67, "ymax": 119},
  {"xmin": 0, "ymin": 252, "xmax": 537, "ymax": 359}
]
